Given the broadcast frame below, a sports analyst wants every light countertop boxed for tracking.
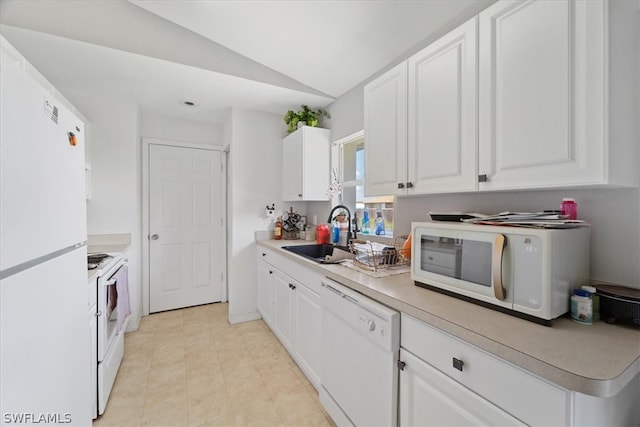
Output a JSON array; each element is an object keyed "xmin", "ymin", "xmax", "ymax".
[
  {"xmin": 88, "ymin": 232, "xmax": 131, "ymax": 255},
  {"xmin": 87, "ymin": 233, "xmax": 131, "ymax": 282},
  {"xmin": 257, "ymin": 238, "xmax": 640, "ymax": 398}
]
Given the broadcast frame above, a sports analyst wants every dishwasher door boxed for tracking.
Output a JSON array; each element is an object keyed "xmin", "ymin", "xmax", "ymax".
[{"xmin": 320, "ymin": 278, "xmax": 400, "ymax": 427}]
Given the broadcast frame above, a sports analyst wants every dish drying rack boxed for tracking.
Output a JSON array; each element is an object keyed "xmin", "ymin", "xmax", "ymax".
[{"xmin": 348, "ymin": 236, "xmax": 410, "ymax": 271}]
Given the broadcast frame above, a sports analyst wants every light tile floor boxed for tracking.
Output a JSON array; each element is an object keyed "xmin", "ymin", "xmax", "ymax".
[{"xmin": 93, "ymin": 303, "xmax": 334, "ymax": 427}]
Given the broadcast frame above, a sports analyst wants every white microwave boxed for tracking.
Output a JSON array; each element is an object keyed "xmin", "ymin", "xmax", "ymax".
[{"xmin": 411, "ymin": 222, "xmax": 590, "ymax": 325}]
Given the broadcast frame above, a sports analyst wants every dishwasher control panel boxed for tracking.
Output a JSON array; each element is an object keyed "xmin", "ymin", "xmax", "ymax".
[{"xmin": 321, "ymin": 278, "xmax": 399, "ymax": 351}]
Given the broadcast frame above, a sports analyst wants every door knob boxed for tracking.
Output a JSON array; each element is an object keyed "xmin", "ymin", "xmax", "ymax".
[{"xmin": 150, "ymin": 234, "xmax": 159, "ymax": 240}]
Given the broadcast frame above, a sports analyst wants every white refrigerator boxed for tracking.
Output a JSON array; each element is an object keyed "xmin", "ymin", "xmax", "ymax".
[{"xmin": 0, "ymin": 46, "xmax": 90, "ymax": 425}]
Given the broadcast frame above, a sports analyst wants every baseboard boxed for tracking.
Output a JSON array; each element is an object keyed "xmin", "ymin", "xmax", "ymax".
[
  {"xmin": 228, "ymin": 311, "xmax": 262, "ymax": 324},
  {"xmin": 125, "ymin": 314, "xmax": 140, "ymax": 333}
]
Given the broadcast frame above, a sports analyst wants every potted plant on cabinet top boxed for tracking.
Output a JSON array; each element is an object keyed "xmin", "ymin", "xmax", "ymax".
[{"xmin": 283, "ymin": 105, "xmax": 331, "ymax": 133}]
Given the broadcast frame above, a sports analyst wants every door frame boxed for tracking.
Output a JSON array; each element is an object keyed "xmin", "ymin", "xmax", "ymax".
[{"xmin": 141, "ymin": 138, "xmax": 228, "ymax": 316}]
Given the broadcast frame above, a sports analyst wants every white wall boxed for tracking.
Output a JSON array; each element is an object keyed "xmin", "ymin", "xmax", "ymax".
[
  {"xmin": 225, "ymin": 108, "xmax": 306, "ymax": 323},
  {"xmin": 140, "ymin": 112, "xmax": 223, "ymax": 145},
  {"xmin": 80, "ymin": 97, "xmax": 143, "ymax": 330}
]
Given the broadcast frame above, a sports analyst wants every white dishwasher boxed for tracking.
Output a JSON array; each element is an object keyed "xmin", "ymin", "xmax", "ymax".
[{"xmin": 320, "ymin": 278, "xmax": 400, "ymax": 427}]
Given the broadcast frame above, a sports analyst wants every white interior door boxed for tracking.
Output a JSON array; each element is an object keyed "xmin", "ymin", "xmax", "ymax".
[{"xmin": 149, "ymin": 144, "xmax": 224, "ymax": 313}]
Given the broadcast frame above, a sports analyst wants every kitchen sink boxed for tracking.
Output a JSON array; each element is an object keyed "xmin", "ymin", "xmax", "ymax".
[{"xmin": 282, "ymin": 244, "xmax": 348, "ymax": 263}]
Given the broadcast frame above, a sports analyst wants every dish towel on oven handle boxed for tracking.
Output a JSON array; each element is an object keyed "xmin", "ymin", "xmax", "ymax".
[{"xmin": 113, "ymin": 264, "xmax": 131, "ymax": 333}]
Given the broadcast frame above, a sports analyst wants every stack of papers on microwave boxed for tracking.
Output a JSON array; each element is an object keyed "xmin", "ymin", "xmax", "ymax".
[{"xmin": 461, "ymin": 212, "xmax": 589, "ymax": 228}]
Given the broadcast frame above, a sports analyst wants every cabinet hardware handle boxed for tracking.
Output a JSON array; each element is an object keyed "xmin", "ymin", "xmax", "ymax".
[
  {"xmin": 269, "ymin": 270, "xmax": 273, "ymax": 275},
  {"xmin": 398, "ymin": 360, "xmax": 406, "ymax": 371},
  {"xmin": 150, "ymin": 234, "xmax": 159, "ymax": 240},
  {"xmin": 453, "ymin": 357, "xmax": 464, "ymax": 372},
  {"xmin": 478, "ymin": 174, "xmax": 488, "ymax": 183},
  {"xmin": 406, "ymin": 182, "xmax": 413, "ymax": 188},
  {"xmin": 397, "ymin": 182, "xmax": 405, "ymax": 189},
  {"xmin": 298, "ymin": 194, "xmax": 303, "ymax": 198},
  {"xmin": 262, "ymin": 253, "xmax": 266, "ymax": 257},
  {"xmin": 288, "ymin": 283, "xmax": 296, "ymax": 290}
]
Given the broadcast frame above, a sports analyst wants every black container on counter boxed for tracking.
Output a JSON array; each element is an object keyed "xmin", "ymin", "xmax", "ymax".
[{"xmin": 596, "ymin": 284, "xmax": 640, "ymax": 326}]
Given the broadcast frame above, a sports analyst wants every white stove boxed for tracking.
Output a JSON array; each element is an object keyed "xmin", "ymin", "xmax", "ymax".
[{"xmin": 87, "ymin": 252, "xmax": 129, "ymax": 419}]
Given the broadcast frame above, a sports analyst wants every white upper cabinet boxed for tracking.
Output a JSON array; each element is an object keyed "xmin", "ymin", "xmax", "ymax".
[
  {"xmin": 364, "ymin": 62, "xmax": 408, "ymax": 197},
  {"xmin": 478, "ymin": 0, "xmax": 639, "ymax": 190},
  {"xmin": 365, "ymin": 0, "xmax": 638, "ymax": 196},
  {"xmin": 408, "ymin": 17, "xmax": 478, "ymax": 194},
  {"xmin": 365, "ymin": 17, "xmax": 477, "ymax": 197},
  {"xmin": 282, "ymin": 126, "xmax": 330, "ymax": 201}
]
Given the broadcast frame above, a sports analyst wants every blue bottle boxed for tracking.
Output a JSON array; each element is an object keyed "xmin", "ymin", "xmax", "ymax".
[
  {"xmin": 375, "ymin": 212, "xmax": 385, "ymax": 235},
  {"xmin": 362, "ymin": 211, "xmax": 370, "ymax": 234},
  {"xmin": 331, "ymin": 221, "xmax": 340, "ymax": 244}
]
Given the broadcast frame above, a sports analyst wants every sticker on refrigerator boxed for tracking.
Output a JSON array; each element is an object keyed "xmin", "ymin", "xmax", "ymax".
[{"xmin": 44, "ymin": 97, "xmax": 58, "ymax": 124}]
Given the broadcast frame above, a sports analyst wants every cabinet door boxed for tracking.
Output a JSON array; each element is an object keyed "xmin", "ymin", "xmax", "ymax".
[
  {"xmin": 293, "ymin": 283, "xmax": 321, "ymax": 389},
  {"xmin": 408, "ymin": 17, "xmax": 478, "ymax": 194},
  {"xmin": 300, "ymin": 127, "xmax": 330, "ymax": 200},
  {"xmin": 282, "ymin": 127, "xmax": 330, "ymax": 201},
  {"xmin": 364, "ymin": 61, "xmax": 408, "ymax": 196},
  {"xmin": 478, "ymin": 0, "xmax": 606, "ymax": 190},
  {"xmin": 282, "ymin": 131, "xmax": 304, "ymax": 200},
  {"xmin": 272, "ymin": 270, "xmax": 295, "ymax": 350},
  {"xmin": 399, "ymin": 349, "xmax": 525, "ymax": 427},
  {"xmin": 257, "ymin": 258, "xmax": 274, "ymax": 327}
]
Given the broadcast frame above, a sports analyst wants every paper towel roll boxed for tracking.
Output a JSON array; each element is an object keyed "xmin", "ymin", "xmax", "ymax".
[{"xmin": 323, "ymin": 248, "xmax": 354, "ymax": 263}]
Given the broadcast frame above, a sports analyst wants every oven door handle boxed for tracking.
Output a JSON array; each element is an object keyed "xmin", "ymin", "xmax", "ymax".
[
  {"xmin": 492, "ymin": 234, "xmax": 506, "ymax": 301},
  {"xmin": 103, "ymin": 262, "xmax": 127, "ymax": 285}
]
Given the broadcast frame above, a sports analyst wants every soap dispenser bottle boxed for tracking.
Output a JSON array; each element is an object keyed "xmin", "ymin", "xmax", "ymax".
[
  {"xmin": 362, "ymin": 211, "xmax": 370, "ymax": 234},
  {"xmin": 374, "ymin": 212, "xmax": 385, "ymax": 235}
]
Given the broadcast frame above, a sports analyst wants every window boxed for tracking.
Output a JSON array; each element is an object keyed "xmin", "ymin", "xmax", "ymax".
[{"xmin": 334, "ymin": 132, "xmax": 394, "ymax": 237}]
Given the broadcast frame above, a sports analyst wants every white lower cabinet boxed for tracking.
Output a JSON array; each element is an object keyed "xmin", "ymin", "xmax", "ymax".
[
  {"xmin": 256, "ymin": 247, "xmax": 322, "ymax": 389},
  {"xmin": 293, "ymin": 281, "xmax": 322, "ymax": 387},
  {"xmin": 399, "ymin": 349, "xmax": 524, "ymax": 426},
  {"xmin": 400, "ymin": 314, "xmax": 568, "ymax": 426},
  {"xmin": 273, "ymin": 270, "xmax": 295, "ymax": 350},
  {"xmin": 257, "ymin": 257, "xmax": 274, "ymax": 326},
  {"xmin": 400, "ymin": 314, "xmax": 640, "ymax": 426}
]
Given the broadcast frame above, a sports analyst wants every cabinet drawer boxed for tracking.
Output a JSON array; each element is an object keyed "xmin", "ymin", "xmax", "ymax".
[
  {"xmin": 401, "ymin": 314, "xmax": 568, "ymax": 426},
  {"xmin": 257, "ymin": 246, "xmax": 323, "ymax": 294}
]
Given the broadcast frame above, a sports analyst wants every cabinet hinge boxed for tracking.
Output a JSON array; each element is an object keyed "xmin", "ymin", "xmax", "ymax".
[{"xmin": 397, "ymin": 360, "xmax": 406, "ymax": 371}]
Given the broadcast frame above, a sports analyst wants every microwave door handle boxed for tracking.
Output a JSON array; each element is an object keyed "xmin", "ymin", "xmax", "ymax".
[{"xmin": 492, "ymin": 234, "xmax": 507, "ymax": 301}]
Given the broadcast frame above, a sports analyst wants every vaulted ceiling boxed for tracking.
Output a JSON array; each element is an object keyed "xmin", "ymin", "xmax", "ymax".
[{"xmin": 0, "ymin": 0, "xmax": 488, "ymax": 124}]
